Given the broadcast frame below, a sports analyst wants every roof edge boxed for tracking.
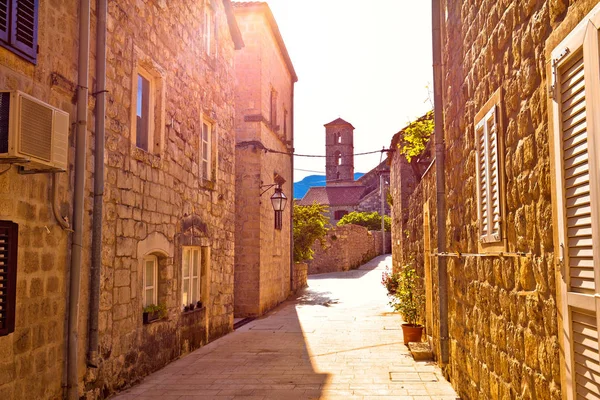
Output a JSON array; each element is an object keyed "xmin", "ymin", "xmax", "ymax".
[
  {"xmin": 224, "ymin": 0, "xmax": 245, "ymax": 50},
  {"xmin": 233, "ymin": 2, "xmax": 298, "ymax": 82}
]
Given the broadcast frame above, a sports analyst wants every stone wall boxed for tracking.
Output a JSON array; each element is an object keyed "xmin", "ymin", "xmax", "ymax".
[
  {"xmin": 89, "ymin": 1, "xmax": 239, "ymax": 397},
  {"xmin": 233, "ymin": 3, "xmax": 295, "ymax": 318},
  {"xmin": 0, "ymin": 0, "xmax": 79, "ymax": 398},
  {"xmin": 0, "ymin": 1, "xmax": 240, "ymax": 399},
  {"xmin": 387, "ymin": 1, "xmax": 600, "ymax": 398},
  {"xmin": 306, "ymin": 224, "xmax": 387, "ymax": 275},
  {"xmin": 291, "ymin": 263, "xmax": 308, "ymax": 293}
]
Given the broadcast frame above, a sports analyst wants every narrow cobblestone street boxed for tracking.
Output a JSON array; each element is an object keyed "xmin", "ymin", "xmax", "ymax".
[{"xmin": 112, "ymin": 255, "xmax": 459, "ymax": 399}]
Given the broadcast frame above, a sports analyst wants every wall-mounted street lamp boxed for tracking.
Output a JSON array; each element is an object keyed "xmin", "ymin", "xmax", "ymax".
[{"xmin": 260, "ymin": 181, "xmax": 287, "ymax": 230}]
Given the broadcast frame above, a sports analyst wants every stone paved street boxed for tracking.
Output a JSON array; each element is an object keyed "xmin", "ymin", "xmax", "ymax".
[{"xmin": 112, "ymin": 255, "xmax": 459, "ymax": 399}]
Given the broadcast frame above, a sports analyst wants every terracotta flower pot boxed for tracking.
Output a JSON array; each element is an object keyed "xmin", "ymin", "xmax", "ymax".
[{"xmin": 401, "ymin": 323, "xmax": 423, "ymax": 345}]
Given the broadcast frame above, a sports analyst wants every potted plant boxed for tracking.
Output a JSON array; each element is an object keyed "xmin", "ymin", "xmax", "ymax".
[
  {"xmin": 389, "ymin": 263, "xmax": 425, "ymax": 345},
  {"xmin": 196, "ymin": 300, "xmax": 203, "ymax": 309},
  {"xmin": 189, "ymin": 302, "xmax": 195, "ymax": 311},
  {"xmin": 143, "ymin": 303, "xmax": 167, "ymax": 324}
]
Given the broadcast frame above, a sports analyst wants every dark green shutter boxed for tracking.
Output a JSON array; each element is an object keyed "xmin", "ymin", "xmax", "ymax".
[{"xmin": 0, "ymin": 221, "xmax": 18, "ymax": 336}]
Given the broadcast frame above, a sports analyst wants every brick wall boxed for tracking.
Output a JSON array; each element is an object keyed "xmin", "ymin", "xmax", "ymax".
[{"xmin": 306, "ymin": 224, "xmax": 388, "ymax": 275}]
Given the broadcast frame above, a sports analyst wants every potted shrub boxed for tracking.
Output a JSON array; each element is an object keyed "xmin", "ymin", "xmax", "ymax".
[
  {"xmin": 196, "ymin": 300, "xmax": 203, "ymax": 309},
  {"xmin": 143, "ymin": 303, "xmax": 167, "ymax": 324},
  {"xmin": 389, "ymin": 263, "xmax": 425, "ymax": 344},
  {"xmin": 189, "ymin": 302, "xmax": 195, "ymax": 311}
]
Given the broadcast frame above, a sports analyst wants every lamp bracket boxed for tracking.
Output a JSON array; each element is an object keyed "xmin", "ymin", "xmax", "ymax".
[{"xmin": 259, "ymin": 182, "xmax": 278, "ymax": 196}]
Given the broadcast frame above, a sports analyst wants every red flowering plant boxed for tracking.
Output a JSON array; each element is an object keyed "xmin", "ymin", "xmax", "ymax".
[{"xmin": 381, "ymin": 265, "xmax": 400, "ymax": 296}]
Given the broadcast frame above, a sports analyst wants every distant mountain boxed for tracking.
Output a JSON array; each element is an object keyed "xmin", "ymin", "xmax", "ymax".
[{"xmin": 293, "ymin": 173, "xmax": 365, "ymax": 199}]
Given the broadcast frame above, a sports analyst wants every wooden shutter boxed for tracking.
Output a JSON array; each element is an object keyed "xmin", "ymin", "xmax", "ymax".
[
  {"xmin": 0, "ymin": 220, "xmax": 18, "ymax": 337},
  {"xmin": 552, "ymin": 16, "xmax": 600, "ymax": 399},
  {"xmin": 560, "ymin": 50, "xmax": 595, "ymax": 293},
  {"xmin": 10, "ymin": 0, "xmax": 38, "ymax": 61},
  {"xmin": 571, "ymin": 308, "xmax": 600, "ymax": 399},
  {"xmin": 476, "ymin": 106, "xmax": 502, "ymax": 243},
  {"xmin": 0, "ymin": 0, "xmax": 9, "ymax": 42}
]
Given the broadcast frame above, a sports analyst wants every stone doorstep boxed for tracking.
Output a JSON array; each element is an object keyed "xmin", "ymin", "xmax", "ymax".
[{"xmin": 407, "ymin": 341, "xmax": 433, "ymax": 361}]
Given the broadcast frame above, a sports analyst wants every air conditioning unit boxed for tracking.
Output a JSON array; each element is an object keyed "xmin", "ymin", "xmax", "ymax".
[{"xmin": 0, "ymin": 90, "xmax": 69, "ymax": 171}]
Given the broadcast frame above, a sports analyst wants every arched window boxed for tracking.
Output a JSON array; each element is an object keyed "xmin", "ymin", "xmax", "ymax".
[
  {"xmin": 336, "ymin": 152, "xmax": 342, "ymax": 166},
  {"xmin": 336, "ymin": 132, "xmax": 342, "ymax": 143}
]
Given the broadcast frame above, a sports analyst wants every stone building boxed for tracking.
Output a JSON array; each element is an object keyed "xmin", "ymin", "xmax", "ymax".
[
  {"xmin": 299, "ymin": 118, "xmax": 390, "ymax": 224},
  {"xmin": 390, "ymin": 0, "xmax": 600, "ymax": 399},
  {"xmin": 0, "ymin": 1, "xmax": 243, "ymax": 399},
  {"xmin": 233, "ymin": 2, "xmax": 297, "ymax": 318}
]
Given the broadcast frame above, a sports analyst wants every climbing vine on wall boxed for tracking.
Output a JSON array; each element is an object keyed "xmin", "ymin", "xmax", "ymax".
[{"xmin": 398, "ymin": 110, "xmax": 434, "ymax": 162}]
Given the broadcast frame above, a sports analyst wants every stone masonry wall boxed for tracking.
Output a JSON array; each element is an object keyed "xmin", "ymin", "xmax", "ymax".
[
  {"xmin": 0, "ymin": 1, "xmax": 79, "ymax": 398},
  {"xmin": 234, "ymin": 5, "xmax": 294, "ymax": 318},
  {"xmin": 87, "ymin": 0, "xmax": 238, "ymax": 397},
  {"xmin": 306, "ymin": 224, "xmax": 385, "ymax": 275},
  {"xmin": 388, "ymin": 1, "xmax": 600, "ymax": 399}
]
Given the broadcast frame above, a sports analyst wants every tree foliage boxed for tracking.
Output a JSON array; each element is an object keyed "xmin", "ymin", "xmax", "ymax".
[
  {"xmin": 293, "ymin": 203, "xmax": 329, "ymax": 263},
  {"xmin": 398, "ymin": 110, "xmax": 434, "ymax": 162},
  {"xmin": 336, "ymin": 211, "xmax": 391, "ymax": 232}
]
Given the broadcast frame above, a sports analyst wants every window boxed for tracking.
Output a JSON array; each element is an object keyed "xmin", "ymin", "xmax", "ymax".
[
  {"xmin": 182, "ymin": 247, "xmax": 201, "ymax": 307},
  {"xmin": 336, "ymin": 151, "xmax": 342, "ymax": 166},
  {"xmin": 0, "ymin": 0, "xmax": 39, "ymax": 64},
  {"xmin": 143, "ymin": 255, "xmax": 158, "ymax": 307},
  {"xmin": 283, "ymin": 109, "xmax": 288, "ymax": 136},
  {"xmin": 337, "ymin": 133, "xmax": 342, "ymax": 144},
  {"xmin": 136, "ymin": 73, "xmax": 151, "ymax": 151},
  {"xmin": 204, "ymin": 5, "xmax": 216, "ymax": 56},
  {"xmin": 0, "ymin": 220, "xmax": 17, "ymax": 337},
  {"xmin": 270, "ymin": 90, "xmax": 278, "ymax": 131},
  {"xmin": 474, "ymin": 90, "xmax": 503, "ymax": 245},
  {"xmin": 200, "ymin": 119, "xmax": 215, "ymax": 181}
]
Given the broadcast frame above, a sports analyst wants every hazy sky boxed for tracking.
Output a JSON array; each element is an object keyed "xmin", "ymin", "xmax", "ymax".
[{"xmin": 239, "ymin": 1, "xmax": 434, "ymax": 182}]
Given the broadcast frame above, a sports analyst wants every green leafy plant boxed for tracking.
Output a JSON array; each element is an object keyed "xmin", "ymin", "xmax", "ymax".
[
  {"xmin": 398, "ymin": 111, "xmax": 434, "ymax": 162},
  {"xmin": 337, "ymin": 211, "xmax": 391, "ymax": 232},
  {"xmin": 389, "ymin": 264, "xmax": 424, "ymax": 326},
  {"xmin": 293, "ymin": 203, "xmax": 329, "ymax": 263},
  {"xmin": 143, "ymin": 303, "xmax": 167, "ymax": 319}
]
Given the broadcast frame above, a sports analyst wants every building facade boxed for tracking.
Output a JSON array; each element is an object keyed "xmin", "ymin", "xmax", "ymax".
[
  {"xmin": 233, "ymin": 2, "xmax": 297, "ymax": 318},
  {"xmin": 0, "ymin": 1, "xmax": 243, "ymax": 398},
  {"xmin": 391, "ymin": 0, "xmax": 600, "ymax": 398}
]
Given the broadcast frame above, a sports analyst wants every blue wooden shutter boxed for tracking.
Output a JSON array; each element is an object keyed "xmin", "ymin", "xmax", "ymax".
[
  {"xmin": 0, "ymin": 220, "xmax": 18, "ymax": 337},
  {"xmin": 10, "ymin": 0, "xmax": 38, "ymax": 62},
  {"xmin": 0, "ymin": 0, "xmax": 9, "ymax": 42}
]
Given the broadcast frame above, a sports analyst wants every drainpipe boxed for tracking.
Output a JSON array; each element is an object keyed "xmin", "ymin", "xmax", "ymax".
[
  {"xmin": 289, "ymin": 82, "xmax": 295, "ymax": 292},
  {"xmin": 88, "ymin": 0, "xmax": 107, "ymax": 368},
  {"xmin": 432, "ymin": 0, "xmax": 449, "ymax": 365},
  {"xmin": 67, "ymin": 0, "xmax": 90, "ymax": 398}
]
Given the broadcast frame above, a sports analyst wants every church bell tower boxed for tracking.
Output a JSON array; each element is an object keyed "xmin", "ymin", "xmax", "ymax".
[{"xmin": 324, "ymin": 118, "xmax": 355, "ymax": 186}]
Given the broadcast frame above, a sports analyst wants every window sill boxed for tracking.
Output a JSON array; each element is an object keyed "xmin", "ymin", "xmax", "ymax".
[
  {"xmin": 181, "ymin": 306, "xmax": 205, "ymax": 315},
  {"xmin": 142, "ymin": 315, "xmax": 167, "ymax": 325},
  {"xmin": 131, "ymin": 145, "xmax": 163, "ymax": 168},
  {"xmin": 200, "ymin": 179, "xmax": 216, "ymax": 191}
]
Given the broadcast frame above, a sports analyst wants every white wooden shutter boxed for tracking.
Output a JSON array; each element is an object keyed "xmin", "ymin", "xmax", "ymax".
[
  {"xmin": 553, "ymin": 16, "xmax": 600, "ymax": 399},
  {"xmin": 560, "ymin": 50, "xmax": 595, "ymax": 293},
  {"xmin": 475, "ymin": 106, "xmax": 502, "ymax": 243}
]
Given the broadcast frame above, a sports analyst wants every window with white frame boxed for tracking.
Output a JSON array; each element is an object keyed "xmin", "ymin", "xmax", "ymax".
[
  {"xmin": 143, "ymin": 255, "xmax": 158, "ymax": 307},
  {"xmin": 474, "ymin": 96, "xmax": 503, "ymax": 244},
  {"xmin": 201, "ymin": 119, "xmax": 214, "ymax": 181},
  {"xmin": 182, "ymin": 247, "xmax": 201, "ymax": 307}
]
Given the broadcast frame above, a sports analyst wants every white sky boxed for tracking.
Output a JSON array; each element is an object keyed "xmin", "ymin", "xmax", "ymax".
[{"xmin": 238, "ymin": 1, "xmax": 434, "ymax": 181}]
